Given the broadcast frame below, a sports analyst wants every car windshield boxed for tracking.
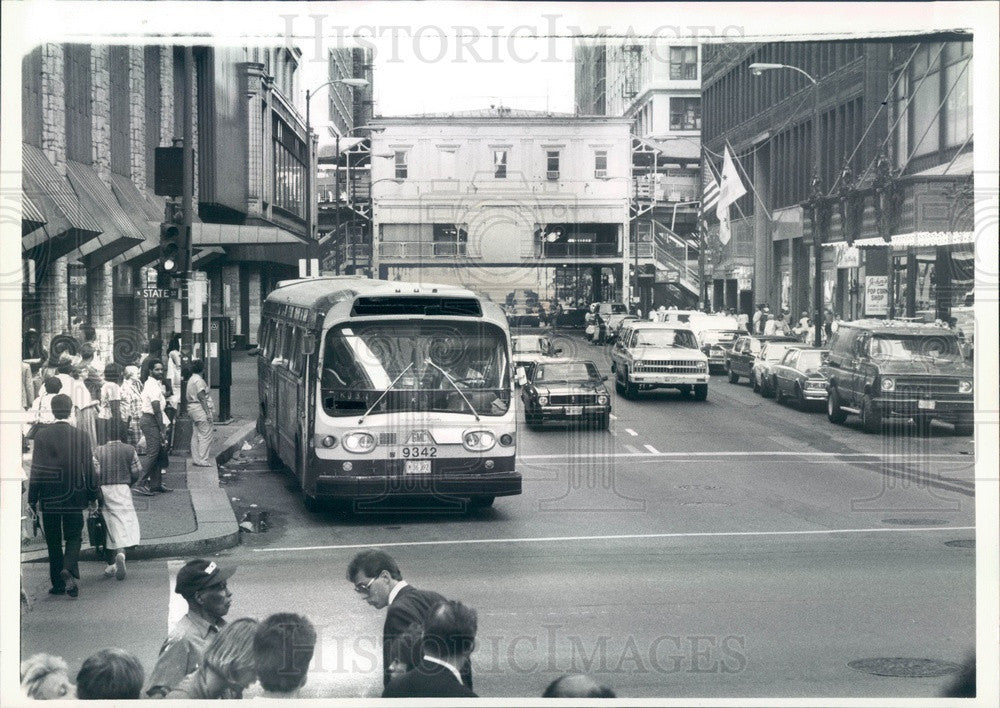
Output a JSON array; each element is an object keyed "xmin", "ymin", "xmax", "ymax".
[
  {"xmin": 321, "ymin": 320, "xmax": 510, "ymax": 416},
  {"xmin": 701, "ymin": 329, "xmax": 742, "ymax": 345},
  {"xmin": 796, "ymin": 350, "xmax": 826, "ymax": 371},
  {"xmin": 602, "ymin": 304, "xmax": 628, "ymax": 314},
  {"xmin": 634, "ymin": 329, "xmax": 698, "ymax": 348},
  {"xmin": 869, "ymin": 335, "xmax": 964, "ymax": 362},
  {"xmin": 762, "ymin": 344, "xmax": 793, "ymax": 361},
  {"xmin": 533, "ymin": 362, "xmax": 600, "ymax": 382},
  {"xmin": 513, "ymin": 337, "xmax": 544, "ymax": 354}
]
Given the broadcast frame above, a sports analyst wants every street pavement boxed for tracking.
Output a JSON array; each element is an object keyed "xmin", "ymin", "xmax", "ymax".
[{"xmin": 20, "ymin": 335, "xmax": 977, "ymax": 699}]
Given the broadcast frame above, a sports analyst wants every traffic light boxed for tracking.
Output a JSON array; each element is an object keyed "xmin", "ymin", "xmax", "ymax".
[{"xmin": 159, "ymin": 198, "xmax": 188, "ymax": 276}]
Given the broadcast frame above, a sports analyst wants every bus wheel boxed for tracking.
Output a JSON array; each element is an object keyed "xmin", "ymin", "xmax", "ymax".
[
  {"xmin": 303, "ymin": 494, "xmax": 324, "ymax": 512},
  {"xmin": 266, "ymin": 443, "xmax": 281, "ymax": 469},
  {"xmin": 468, "ymin": 496, "xmax": 495, "ymax": 509}
]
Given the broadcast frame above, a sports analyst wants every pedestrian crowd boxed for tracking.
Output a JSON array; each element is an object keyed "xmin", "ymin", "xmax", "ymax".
[
  {"xmin": 21, "ymin": 551, "xmax": 619, "ymax": 700},
  {"xmin": 23, "ymin": 326, "xmax": 215, "ymax": 600}
]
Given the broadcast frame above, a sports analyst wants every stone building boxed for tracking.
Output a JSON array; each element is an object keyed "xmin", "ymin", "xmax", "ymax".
[{"xmin": 21, "ymin": 43, "xmax": 308, "ymax": 359}]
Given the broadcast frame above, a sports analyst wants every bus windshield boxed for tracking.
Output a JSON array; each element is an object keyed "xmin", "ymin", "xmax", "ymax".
[{"xmin": 321, "ymin": 320, "xmax": 511, "ymax": 417}]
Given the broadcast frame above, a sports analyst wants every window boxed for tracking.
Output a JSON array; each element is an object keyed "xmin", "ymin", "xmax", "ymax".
[
  {"xmin": 64, "ymin": 44, "xmax": 92, "ymax": 163},
  {"xmin": 432, "ymin": 224, "xmax": 468, "ymax": 256},
  {"xmin": 943, "ymin": 41, "xmax": 972, "ymax": 148},
  {"xmin": 394, "ymin": 150, "xmax": 408, "ymax": 179},
  {"xmin": 594, "ymin": 150, "xmax": 608, "ymax": 177},
  {"xmin": 910, "ymin": 44, "xmax": 941, "ymax": 158},
  {"xmin": 546, "ymin": 150, "xmax": 560, "ymax": 179},
  {"xmin": 493, "ymin": 150, "xmax": 507, "ymax": 178},
  {"xmin": 272, "ymin": 117, "xmax": 307, "ymax": 218},
  {"xmin": 109, "ymin": 46, "xmax": 130, "ymax": 177},
  {"xmin": 670, "ymin": 46, "xmax": 698, "ymax": 80},
  {"xmin": 439, "ymin": 148, "xmax": 456, "ymax": 179},
  {"xmin": 670, "ymin": 97, "xmax": 701, "ymax": 131}
]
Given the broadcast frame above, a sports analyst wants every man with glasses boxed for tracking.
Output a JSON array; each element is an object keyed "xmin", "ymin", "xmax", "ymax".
[{"xmin": 347, "ymin": 549, "xmax": 472, "ymax": 690}]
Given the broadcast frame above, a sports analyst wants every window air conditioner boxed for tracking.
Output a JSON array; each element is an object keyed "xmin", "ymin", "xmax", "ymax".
[
  {"xmin": 547, "ymin": 171, "xmax": 560, "ymax": 180},
  {"xmin": 594, "ymin": 169, "xmax": 608, "ymax": 179}
]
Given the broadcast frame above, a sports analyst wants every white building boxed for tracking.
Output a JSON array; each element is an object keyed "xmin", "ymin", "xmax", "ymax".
[{"xmin": 369, "ymin": 109, "xmax": 633, "ymax": 305}]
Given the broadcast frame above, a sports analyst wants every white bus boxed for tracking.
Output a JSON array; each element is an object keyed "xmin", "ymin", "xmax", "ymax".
[{"xmin": 258, "ymin": 277, "xmax": 520, "ymax": 511}]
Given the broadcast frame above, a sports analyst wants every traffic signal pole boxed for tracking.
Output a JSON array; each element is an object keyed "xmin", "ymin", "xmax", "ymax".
[{"xmin": 173, "ymin": 44, "xmax": 195, "ymax": 449}]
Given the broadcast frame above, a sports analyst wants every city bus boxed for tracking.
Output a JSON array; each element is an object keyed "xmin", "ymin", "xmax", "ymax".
[{"xmin": 257, "ymin": 276, "xmax": 520, "ymax": 511}]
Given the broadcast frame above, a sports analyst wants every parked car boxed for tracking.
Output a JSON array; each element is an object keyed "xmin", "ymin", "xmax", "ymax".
[
  {"xmin": 512, "ymin": 334, "xmax": 558, "ymax": 382},
  {"xmin": 610, "ymin": 315, "xmax": 640, "ymax": 344},
  {"xmin": 519, "ymin": 358, "xmax": 611, "ymax": 429},
  {"xmin": 771, "ymin": 347, "xmax": 829, "ymax": 408},
  {"xmin": 823, "ymin": 319, "xmax": 974, "ymax": 435},
  {"xmin": 726, "ymin": 334, "xmax": 802, "ymax": 383},
  {"xmin": 609, "ymin": 321, "xmax": 709, "ymax": 400},
  {"xmin": 751, "ymin": 341, "xmax": 800, "ymax": 397},
  {"xmin": 587, "ymin": 302, "xmax": 630, "ymax": 344}
]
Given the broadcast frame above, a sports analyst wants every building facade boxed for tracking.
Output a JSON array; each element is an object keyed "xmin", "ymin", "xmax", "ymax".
[
  {"xmin": 21, "ymin": 43, "xmax": 308, "ymax": 359},
  {"xmin": 575, "ymin": 39, "xmax": 703, "ymax": 311},
  {"xmin": 701, "ymin": 35, "xmax": 973, "ymax": 323},
  {"xmin": 368, "ymin": 109, "xmax": 632, "ymax": 306}
]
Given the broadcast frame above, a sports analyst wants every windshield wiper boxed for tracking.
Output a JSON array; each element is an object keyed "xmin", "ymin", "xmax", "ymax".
[
  {"xmin": 357, "ymin": 362, "xmax": 415, "ymax": 424},
  {"xmin": 424, "ymin": 358, "xmax": 480, "ymax": 421}
]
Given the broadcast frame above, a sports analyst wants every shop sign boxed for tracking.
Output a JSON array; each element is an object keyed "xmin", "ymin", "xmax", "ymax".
[
  {"xmin": 835, "ymin": 243, "xmax": 860, "ymax": 268},
  {"xmin": 864, "ymin": 275, "xmax": 889, "ymax": 316}
]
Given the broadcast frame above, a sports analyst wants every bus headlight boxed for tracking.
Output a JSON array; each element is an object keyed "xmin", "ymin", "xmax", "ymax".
[
  {"xmin": 537, "ymin": 395, "xmax": 549, "ymax": 406},
  {"xmin": 958, "ymin": 379, "xmax": 973, "ymax": 394},
  {"xmin": 880, "ymin": 378, "xmax": 895, "ymax": 392},
  {"xmin": 499, "ymin": 433, "xmax": 514, "ymax": 446},
  {"xmin": 343, "ymin": 432, "xmax": 376, "ymax": 453},
  {"xmin": 463, "ymin": 431, "xmax": 496, "ymax": 452}
]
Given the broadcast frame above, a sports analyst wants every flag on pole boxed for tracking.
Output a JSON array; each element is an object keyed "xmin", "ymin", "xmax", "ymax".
[{"xmin": 715, "ymin": 146, "xmax": 747, "ymax": 246}]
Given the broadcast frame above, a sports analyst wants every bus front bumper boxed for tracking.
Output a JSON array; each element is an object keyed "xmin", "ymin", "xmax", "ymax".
[{"xmin": 312, "ymin": 455, "xmax": 521, "ymax": 498}]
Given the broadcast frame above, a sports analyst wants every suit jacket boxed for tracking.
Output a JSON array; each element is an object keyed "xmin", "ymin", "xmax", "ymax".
[
  {"xmin": 382, "ymin": 585, "xmax": 473, "ymax": 689},
  {"xmin": 28, "ymin": 421, "xmax": 97, "ymax": 511},
  {"xmin": 382, "ymin": 659, "xmax": 477, "ymax": 699}
]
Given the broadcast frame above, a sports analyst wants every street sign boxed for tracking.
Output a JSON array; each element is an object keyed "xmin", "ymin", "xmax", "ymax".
[{"xmin": 134, "ymin": 287, "xmax": 179, "ymax": 299}]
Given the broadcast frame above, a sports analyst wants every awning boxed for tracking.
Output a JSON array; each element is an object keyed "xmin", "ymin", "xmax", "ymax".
[
  {"xmin": 22, "ymin": 144, "xmax": 102, "ymax": 260},
  {"xmin": 191, "ymin": 247, "xmax": 226, "ymax": 267},
  {"xmin": 912, "ymin": 151, "xmax": 974, "ymax": 177},
  {"xmin": 852, "ymin": 231, "xmax": 976, "ymax": 248},
  {"xmin": 21, "ymin": 194, "xmax": 47, "ymax": 236},
  {"xmin": 111, "ymin": 173, "xmax": 164, "ymax": 222},
  {"xmin": 64, "ymin": 161, "xmax": 146, "ymax": 267},
  {"xmin": 192, "ymin": 222, "xmax": 304, "ymax": 246}
]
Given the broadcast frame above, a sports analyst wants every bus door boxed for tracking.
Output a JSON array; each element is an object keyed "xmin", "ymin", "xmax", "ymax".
[
  {"xmin": 257, "ymin": 318, "xmax": 277, "ymax": 442},
  {"xmin": 275, "ymin": 324, "xmax": 300, "ymax": 467}
]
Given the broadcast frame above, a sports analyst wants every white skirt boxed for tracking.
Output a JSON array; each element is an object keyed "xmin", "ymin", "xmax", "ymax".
[{"xmin": 101, "ymin": 483, "xmax": 141, "ymax": 549}]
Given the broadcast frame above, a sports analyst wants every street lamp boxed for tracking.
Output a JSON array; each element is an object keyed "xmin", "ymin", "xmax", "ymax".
[
  {"xmin": 748, "ymin": 62, "xmax": 824, "ymax": 347},
  {"xmin": 304, "ymin": 78, "xmax": 370, "ymax": 276}
]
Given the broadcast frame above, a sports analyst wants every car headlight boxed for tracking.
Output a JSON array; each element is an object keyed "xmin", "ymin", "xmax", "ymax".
[
  {"xmin": 597, "ymin": 394, "xmax": 608, "ymax": 405},
  {"xmin": 537, "ymin": 395, "xmax": 549, "ymax": 406},
  {"xmin": 342, "ymin": 432, "xmax": 376, "ymax": 453},
  {"xmin": 463, "ymin": 430, "xmax": 496, "ymax": 452},
  {"xmin": 958, "ymin": 379, "xmax": 973, "ymax": 394},
  {"xmin": 805, "ymin": 380, "xmax": 826, "ymax": 390},
  {"xmin": 880, "ymin": 378, "xmax": 895, "ymax": 392},
  {"xmin": 697, "ymin": 361, "xmax": 708, "ymax": 371}
]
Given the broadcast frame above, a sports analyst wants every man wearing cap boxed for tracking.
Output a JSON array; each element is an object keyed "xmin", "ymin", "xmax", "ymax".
[
  {"xmin": 145, "ymin": 558, "xmax": 235, "ymax": 698},
  {"xmin": 27, "ymin": 393, "xmax": 98, "ymax": 598}
]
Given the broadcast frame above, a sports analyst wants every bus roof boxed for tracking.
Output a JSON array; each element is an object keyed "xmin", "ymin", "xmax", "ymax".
[{"xmin": 263, "ymin": 276, "xmax": 507, "ymax": 328}]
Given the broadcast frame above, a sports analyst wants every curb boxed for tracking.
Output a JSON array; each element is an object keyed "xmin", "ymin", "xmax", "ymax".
[{"xmin": 214, "ymin": 419, "xmax": 259, "ymax": 466}]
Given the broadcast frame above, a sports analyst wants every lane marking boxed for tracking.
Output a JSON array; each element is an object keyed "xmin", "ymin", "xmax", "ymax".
[
  {"xmin": 609, "ymin": 413, "xmax": 618, "ymax": 420},
  {"xmin": 625, "ymin": 428, "xmax": 638, "ymax": 436},
  {"xmin": 253, "ymin": 525, "xmax": 976, "ymax": 554},
  {"xmin": 644, "ymin": 444, "xmax": 660, "ymax": 454},
  {"xmin": 518, "ymin": 451, "xmax": 969, "ymax": 461},
  {"xmin": 623, "ymin": 444, "xmax": 640, "ymax": 454}
]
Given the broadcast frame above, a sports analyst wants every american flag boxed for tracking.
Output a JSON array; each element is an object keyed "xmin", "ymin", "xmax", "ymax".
[{"xmin": 699, "ymin": 158, "xmax": 721, "ymax": 225}]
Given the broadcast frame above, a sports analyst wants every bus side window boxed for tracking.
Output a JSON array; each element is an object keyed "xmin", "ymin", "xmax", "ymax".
[
  {"xmin": 287, "ymin": 327, "xmax": 303, "ymax": 375},
  {"xmin": 272, "ymin": 324, "xmax": 287, "ymax": 366},
  {"xmin": 260, "ymin": 320, "xmax": 275, "ymax": 360}
]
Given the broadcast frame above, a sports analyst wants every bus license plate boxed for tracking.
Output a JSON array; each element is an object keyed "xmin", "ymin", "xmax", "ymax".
[
  {"xmin": 565, "ymin": 406, "xmax": 583, "ymax": 416},
  {"xmin": 404, "ymin": 460, "xmax": 432, "ymax": 474},
  {"xmin": 918, "ymin": 399, "xmax": 936, "ymax": 410}
]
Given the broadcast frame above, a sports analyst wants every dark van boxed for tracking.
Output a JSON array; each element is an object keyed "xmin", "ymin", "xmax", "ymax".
[{"xmin": 823, "ymin": 319, "xmax": 974, "ymax": 435}]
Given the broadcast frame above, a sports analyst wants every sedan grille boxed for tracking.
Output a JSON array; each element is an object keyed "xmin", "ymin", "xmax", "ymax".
[
  {"xmin": 549, "ymin": 394, "xmax": 598, "ymax": 405},
  {"xmin": 635, "ymin": 360, "xmax": 703, "ymax": 374}
]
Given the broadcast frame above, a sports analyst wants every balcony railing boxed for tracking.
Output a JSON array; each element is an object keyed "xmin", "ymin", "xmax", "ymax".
[
  {"xmin": 379, "ymin": 241, "xmax": 472, "ymax": 258},
  {"xmin": 541, "ymin": 242, "xmax": 620, "ymax": 258}
]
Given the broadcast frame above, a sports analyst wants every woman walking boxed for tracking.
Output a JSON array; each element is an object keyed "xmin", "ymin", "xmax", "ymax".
[
  {"xmin": 164, "ymin": 618, "xmax": 259, "ymax": 699},
  {"xmin": 97, "ymin": 363, "xmax": 125, "ymax": 445},
  {"xmin": 93, "ymin": 420, "xmax": 141, "ymax": 580},
  {"xmin": 186, "ymin": 360, "xmax": 215, "ymax": 467},
  {"xmin": 119, "ymin": 365, "xmax": 144, "ymax": 447},
  {"xmin": 71, "ymin": 358, "xmax": 99, "ymax": 449},
  {"xmin": 134, "ymin": 359, "xmax": 171, "ymax": 496}
]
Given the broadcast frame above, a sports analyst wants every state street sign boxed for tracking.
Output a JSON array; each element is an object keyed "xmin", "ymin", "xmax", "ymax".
[{"xmin": 134, "ymin": 287, "xmax": 179, "ymax": 299}]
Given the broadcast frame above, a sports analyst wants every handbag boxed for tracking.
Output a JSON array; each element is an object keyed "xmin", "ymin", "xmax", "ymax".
[
  {"xmin": 86, "ymin": 507, "xmax": 107, "ymax": 553},
  {"xmin": 25, "ymin": 422, "xmax": 41, "ymax": 440}
]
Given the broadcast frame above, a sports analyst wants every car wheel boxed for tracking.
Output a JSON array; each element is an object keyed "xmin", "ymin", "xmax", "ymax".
[
  {"xmin": 751, "ymin": 373, "xmax": 760, "ymax": 393},
  {"xmin": 468, "ymin": 495, "xmax": 495, "ymax": 509},
  {"xmin": 610, "ymin": 361, "xmax": 616, "ymax": 373},
  {"xmin": 913, "ymin": 416, "xmax": 934, "ymax": 437},
  {"xmin": 622, "ymin": 370, "xmax": 636, "ymax": 399},
  {"xmin": 794, "ymin": 384, "xmax": 806, "ymax": 409},
  {"xmin": 827, "ymin": 387, "xmax": 848, "ymax": 424},
  {"xmin": 774, "ymin": 381, "xmax": 785, "ymax": 404},
  {"xmin": 597, "ymin": 412, "xmax": 611, "ymax": 430},
  {"xmin": 953, "ymin": 415, "xmax": 974, "ymax": 436},
  {"xmin": 860, "ymin": 394, "xmax": 883, "ymax": 434},
  {"xmin": 693, "ymin": 384, "xmax": 708, "ymax": 401},
  {"xmin": 761, "ymin": 376, "xmax": 773, "ymax": 398},
  {"xmin": 728, "ymin": 366, "xmax": 739, "ymax": 384},
  {"xmin": 303, "ymin": 494, "xmax": 325, "ymax": 513}
]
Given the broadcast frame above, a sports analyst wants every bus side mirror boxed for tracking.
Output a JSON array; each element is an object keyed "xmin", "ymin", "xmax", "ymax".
[
  {"xmin": 301, "ymin": 334, "xmax": 316, "ymax": 356},
  {"xmin": 516, "ymin": 367, "xmax": 528, "ymax": 386}
]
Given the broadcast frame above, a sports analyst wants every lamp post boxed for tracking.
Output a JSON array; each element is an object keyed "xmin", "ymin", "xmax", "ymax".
[
  {"xmin": 749, "ymin": 62, "xmax": 824, "ymax": 347},
  {"xmin": 304, "ymin": 78, "xmax": 369, "ymax": 276}
]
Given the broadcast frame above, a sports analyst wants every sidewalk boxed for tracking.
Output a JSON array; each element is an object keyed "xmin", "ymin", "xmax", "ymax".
[{"xmin": 20, "ymin": 353, "xmax": 260, "ymax": 564}]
